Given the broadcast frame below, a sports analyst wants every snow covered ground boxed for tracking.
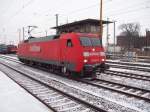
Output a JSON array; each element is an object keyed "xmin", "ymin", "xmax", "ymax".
[
  {"xmin": 0, "ymin": 54, "xmax": 150, "ymax": 112},
  {"xmin": 0, "ymin": 71, "xmax": 52, "ymax": 112},
  {"xmin": 107, "ymin": 59, "xmax": 150, "ymax": 66}
]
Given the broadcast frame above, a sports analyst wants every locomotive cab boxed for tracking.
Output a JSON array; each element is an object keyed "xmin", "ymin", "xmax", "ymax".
[{"xmin": 78, "ymin": 35, "xmax": 108, "ymax": 75}]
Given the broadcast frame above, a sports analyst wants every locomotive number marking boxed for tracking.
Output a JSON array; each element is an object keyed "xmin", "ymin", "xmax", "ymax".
[{"xmin": 89, "ymin": 52, "xmax": 100, "ymax": 56}]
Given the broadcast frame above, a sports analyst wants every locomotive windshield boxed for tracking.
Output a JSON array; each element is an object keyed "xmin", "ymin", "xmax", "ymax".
[{"xmin": 79, "ymin": 37, "xmax": 102, "ymax": 47}]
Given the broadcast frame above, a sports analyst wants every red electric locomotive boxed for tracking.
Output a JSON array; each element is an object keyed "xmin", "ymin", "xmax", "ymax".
[{"xmin": 17, "ymin": 32, "xmax": 108, "ymax": 77}]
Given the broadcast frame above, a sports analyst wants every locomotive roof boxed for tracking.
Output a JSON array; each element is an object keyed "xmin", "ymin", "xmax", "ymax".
[
  {"xmin": 27, "ymin": 35, "xmax": 60, "ymax": 43},
  {"xmin": 23, "ymin": 32, "xmax": 99, "ymax": 43}
]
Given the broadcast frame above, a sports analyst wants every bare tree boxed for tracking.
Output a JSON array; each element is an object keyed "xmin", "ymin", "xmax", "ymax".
[{"xmin": 119, "ymin": 23, "xmax": 140, "ymax": 49}]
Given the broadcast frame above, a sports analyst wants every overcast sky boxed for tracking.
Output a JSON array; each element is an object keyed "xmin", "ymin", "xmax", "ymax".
[{"xmin": 0, "ymin": 0, "xmax": 150, "ymax": 45}]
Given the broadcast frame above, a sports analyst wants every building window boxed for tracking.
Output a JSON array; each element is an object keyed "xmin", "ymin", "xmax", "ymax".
[{"xmin": 91, "ymin": 26, "xmax": 97, "ymax": 32}]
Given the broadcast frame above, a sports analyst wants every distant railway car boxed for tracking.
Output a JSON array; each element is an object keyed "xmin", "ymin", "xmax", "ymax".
[
  {"xmin": 0, "ymin": 44, "xmax": 8, "ymax": 54},
  {"xmin": 17, "ymin": 33, "xmax": 108, "ymax": 77},
  {"xmin": 7, "ymin": 45, "xmax": 17, "ymax": 54}
]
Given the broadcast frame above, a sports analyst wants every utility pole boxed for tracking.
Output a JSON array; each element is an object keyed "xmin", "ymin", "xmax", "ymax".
[
  {"xmin": 146, "ymin": 29, "xmax": 148, "ymax": 56},
  {"xmin": 18, "ymin": 29, "xmax": 21, "ymax": 43},
  {"xmin": 100, "ymin": 0, "xmax": 103, "ymax": 37},
  {"xmin": 106, "ymin": 18, "xmax": 109, "ymax": 52},
  {"xmin": 55, "ymin": 14, "xmax": 59, "ymax": 34},
  {"xmin": 45, "ymin": 30, "xmax": 47, "ymax": 37},
  {"xmin": 4, "ymin": 34, "xmax": 7, "ymax": 44},
  {"xmin": 2, "ymin": 28, "xmax": 5, "ymax": 44},
  {"xmin": 113, "ymin": 21, "xmax": 116, "ymax": 57},
  {"xmin": 56, "ymin": 14, "xmax": 59, "ymax": 27},
  {"xmin": 66, "ymin": 17, "xmax": 69, "ymax": 24},
  {"xmin": 23, "ymin": 27, "xmax": 25, "ymax": 41}
]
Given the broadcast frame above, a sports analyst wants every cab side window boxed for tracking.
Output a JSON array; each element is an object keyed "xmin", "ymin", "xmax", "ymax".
[{"xmin": 67, "ymin": 39, "xmax": 73, "ymax": 47}]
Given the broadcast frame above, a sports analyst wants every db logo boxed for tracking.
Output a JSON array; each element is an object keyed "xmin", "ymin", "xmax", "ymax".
[{"xmin": 30, "ymin": 45, "xmax": 41, "ymax": 52}]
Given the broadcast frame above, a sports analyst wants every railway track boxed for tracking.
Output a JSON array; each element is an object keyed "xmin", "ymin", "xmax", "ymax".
[
  {"xmin": 107, "ymin": 63, "xmax": 150, "ymax": 72},
  {"xmin": 0, "ymin": 55, "xmax": 19, "ymax": 61},
  {"xmin": 1, "ymin": 55, "xmax": 150, "ymax": 84},
  {"xmin": 1, "ymin": 54, "xmax": 150, "ymax": 83},
  {"xmin": 0, "ymin": 55, "xmax": 150, "ymax": 98},
  {"xmin": 78, "ymin": 78, "xmax": 150, "ymax": 102},
  {"xmin": 104, "ymin": 70, "xmax": 150, "ymax": 82},
  {"xmin": 0, "ymin": 61, "xmax": 106, "ymax": 112},
  {"xmin": 0, "ymin": 55, "xmax": 145, "ymax": 112},
  {"xmin": 106, "ymin": 61, "xmax": 150, "ymax": 68}
]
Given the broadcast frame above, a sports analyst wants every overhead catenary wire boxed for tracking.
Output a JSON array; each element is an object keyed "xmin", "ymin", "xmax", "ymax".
[
  {"xmin": 3, "ymin": 0, "xmax": 149, "ymax": 28},
  {"xmin": 1, "ymin": 0, "xmax": 150, "ymax": 41},
  {"xmin": 0, "ymin": 1, "xmax": 15, "ymax": 17},
  {"xmin": 1, "ymin": 0, "xmax": 35, "ymax": 27},
  {"xmin": 104, "ymin": 0, "xmax": 149, "ymax": 14},
  {"xmin": 27, "ymin": 0, "xmax": 150, "ymax": 37},
  {"xmin": 50, "ymin": 0, "xmax": 149, "ymax": 24},
  {"xmin": 107, "ymin": 6, "xmax": 150, "ymax": 17},
  {"xmin": 1, "ymin": 0, "xmax": 149, "ymax": 27}
]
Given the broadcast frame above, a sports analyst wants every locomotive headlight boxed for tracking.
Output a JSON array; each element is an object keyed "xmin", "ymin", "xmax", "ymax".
[
  {"xmin": 84, "ymin": 59, "xmax": 88, "ymax": 63},
  {"xmin": 100, "ymin": 52, "xmax": 105, "ymax": 56},
  {"xmin": 92, "ymin": 48, "xmax": 95, "ymax": 51},
  {"xmin": 102, "ymin": 58, "xmax": 105, "ymax": 61},
  {"xmin": 83, "ymin": 52, "xmax": 89, "ymax": 57}
]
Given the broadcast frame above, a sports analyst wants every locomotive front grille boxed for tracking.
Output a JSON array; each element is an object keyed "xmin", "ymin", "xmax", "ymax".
[{"xmin": 83, "ymin": 63, "xmax": 107, "ymax": 73}]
